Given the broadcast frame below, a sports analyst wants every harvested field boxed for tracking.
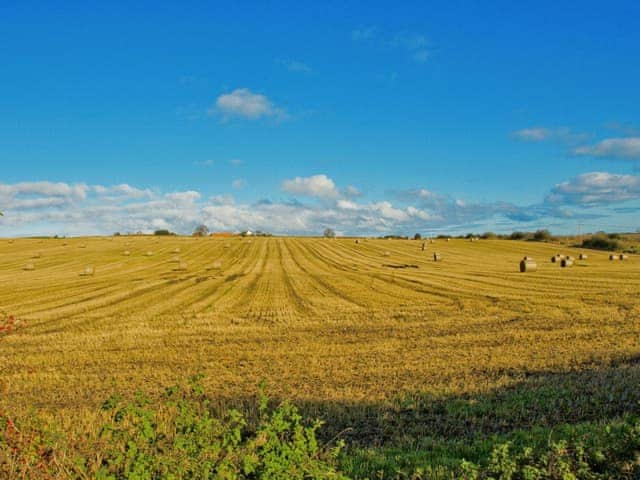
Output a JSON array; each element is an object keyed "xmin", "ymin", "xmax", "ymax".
[{"xmin": 1, "ymin": 236, "xmax": 639, "ymax": 475}]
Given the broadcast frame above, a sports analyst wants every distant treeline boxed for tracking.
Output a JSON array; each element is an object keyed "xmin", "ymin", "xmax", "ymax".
[{"xmin": 380, "ymin": 230, "xmax": 635, "ymax": 252}]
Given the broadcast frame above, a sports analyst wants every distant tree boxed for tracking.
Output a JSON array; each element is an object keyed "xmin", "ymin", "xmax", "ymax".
[
  {"xmin": 323, "ymin": 228, "xmax": 336, "ymax": 238},
  {"xmin": 413, "ymin": 233, "xmax": 422, "ymax": 240},
  {"xmin": 154, "ymin": 229, "xmax": 172, "ymax": 236},
  {"xmin": 481, "ymin": 231, "xmax": 496, "ymax": 239},
  {"xmin": 510, "ymin": 231, "xmax": 527, "ymax": 240},
  {"xmin": 113, "ymin": 232, "xmax": 121, "ymax": 236},
  {"xmin": 193, "ymin": 224, "xmax": 209, "ymax": 237},
  {"xmin": 533, "ymin": 229, "xmax": 553, "ymax": 242}
]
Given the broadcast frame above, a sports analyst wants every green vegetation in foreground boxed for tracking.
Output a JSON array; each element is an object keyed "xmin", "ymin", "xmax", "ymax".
[{"xmin": 1, "ymin": 376, "xmax": 639, "ymax": 479}]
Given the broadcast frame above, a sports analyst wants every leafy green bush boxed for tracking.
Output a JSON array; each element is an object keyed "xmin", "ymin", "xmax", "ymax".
[
  {"xmin": 581, "ymin": 235, "xmax": 620, "ymax": 251},
  {"xmin": 1, "ymin": 377, "xmax": 347, "ymax": 479},
  {"xmin": 532, "ymin": 229, "xmax": 554, "ymax": 242},
  {"xmin": 455, "ymin": 420, "xmax": 640, "ymax": 479}
]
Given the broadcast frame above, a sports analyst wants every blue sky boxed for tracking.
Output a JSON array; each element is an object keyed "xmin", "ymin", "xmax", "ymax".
[{"xmin": 1, "ymin": 1, "xmax": 639, "ymax": 236}]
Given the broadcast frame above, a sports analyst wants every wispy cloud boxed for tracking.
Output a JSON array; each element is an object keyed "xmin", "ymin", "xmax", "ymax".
[
  {"xmin": 195, "ymin": 159, "xmax": 215, "ymax": 167},
  {"xmin": 391, "ymin": 32, "xmax": 430, "ymax": 63},
  {"xmin": 210, "ymin": 88, "xmax": 287, "ymax": 121},
  {"xmin": 512, "ymin": 127, "xmax": 552, "ymax": 142},
  {"xmin": 231, "ymin": 179, "xmax": 246, "ymax": 189},
  {"xmin": 512, "ymin": 127, "xmax": 589, "ymax": 145},
  {"xmin": 277, "ymin": 58, "xmax": 312, "ymax": 74},
  {"xmin": 352, "ymin": 27, "xmax": 431, "ymax": 64},
  {"xmin": 574, "ymin": 137, "xmax": 640, "ymax": 159},
  {"xmin": 351, "ymin": 27, "xmax": 376, "ymax": 42}
]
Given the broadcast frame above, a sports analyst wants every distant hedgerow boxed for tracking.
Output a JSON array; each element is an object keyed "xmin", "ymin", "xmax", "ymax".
[{"xmin": 581, "ymin": 234, "xmax": 620, "ymax": 251}]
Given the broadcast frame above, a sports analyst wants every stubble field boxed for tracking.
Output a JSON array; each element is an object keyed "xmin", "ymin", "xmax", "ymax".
[{"xmin": 1, "ymin": 235, "xmax": 639, "ymax": 476}]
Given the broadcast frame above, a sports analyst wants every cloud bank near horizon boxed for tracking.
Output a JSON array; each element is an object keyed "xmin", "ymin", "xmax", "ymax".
[{"xmin": 1, "ymin": 172, "xmax": 639, "ymax": 237}]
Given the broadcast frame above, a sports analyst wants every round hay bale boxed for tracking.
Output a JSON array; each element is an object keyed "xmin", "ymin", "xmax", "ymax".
[
  {"xmin": 620, "ymin": 254, "xmax": 628, "ymax": 260},
  {"xmin": 123, "ymin": 250, "xmax": 131, "ymax": 256},
  {"xmin": 433, "ymin": 252, "xmax": 442, "ymax": 261},
  {"xmin": 520, "ymin": 258, "xmax": 536, "ymax": 272},
  {"xmin": 79, "ymin": 244, "xmax": 87, "ymax": 249},
  {"xmin": 24, "ymin": 263, "xmax": 35, "ymax": 271},
  {"xmin": 32, "ymin": 252, "xmax": 41, "ymax": 259},
  {"xmin": 211, "ymin": 261, "xmax": 222, "ymax": 269},
  {"xmin": 579, "ymin": 253, "xmax": 587, "ymax": 260},
  {"xmin": 446, "ymin": 238, "xmax": 450, "ymax": 242},
  {"xmin": 561, "ymin": 257, "xmax": 573, "ymax": 268},
  {"xmin": 172, "ymin": 247, "xmax": 181, "ymax": 254},
  {"xmin": 355, "ymin": 239, "xmax": 360, "ymax": 244},
  {"xmin": 382, "ymin": 251, "xmax": 391, "ymax": 257},
  {"xmin": 609, "ymin": 254, "xmax": 619, "ymax": 261},
  {"xmin": 171, "ymin": 256, "xmax": 181, "ymax": 263},
  {"xmin": 81, "ymin": 266, "xmax": 95, "ymax": 276},
  {"xmin": 145, "ymin": 251, "xmax": 153, "ymax": 256},
  {"xmin": 175, "ymin": 261, "xmax": 188, "ymax": 271}
]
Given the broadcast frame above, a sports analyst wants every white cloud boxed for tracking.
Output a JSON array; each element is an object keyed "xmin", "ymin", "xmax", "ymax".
[
  {"xmin": 336, "ymin": 199, "xmax": 358, "ymax": 210},
  {"xmin": 231, "ymin": 179, "xmax": 246, "ymax": 189},
  {"xmin": 353, "ymin": 28, "xmax": 431, "ymax": 64},
  {"xmin": 512, "ymin": 127, "xmax": 589, "ymax": 145},
  {"xmin": 547, "ymin": 172, "xmax": 640, "ymax": 205},
  {"xmin": 112, "ymin": 184, "xmax": 153, "ymax": 198},
  {"xmin": 212, "ymin": 88, "xmax": 287, "ymax": 120},
  {"xmin": 512, "ymin": 127, "xmax": 551, "ymax": 142},
  {"xmin": 151, "ymin": 218, "xmax": 170, "ymax": 229},
  {"xmin": 352, "ymin": 27, "xmax": 376, "ymax": 42},
  {"xmin": 0, "ymin": 181, "xmax": 88, "ymax": 199},
  {"xmin": 343, "ymin": 185, "xmax": 362, "ymax": 197},
  {"xmin": 195, "ymin": 159, "xmax": 215, "ymax": 167},
  {"xmin": 277, "ymin": 59, "xmax": 312, "ymax": 74},
  {"xmin": 1, "ymin": 172, "xmax": 639, "ymax": 237},
  {"xmin": 574, "ymin": 137, "xmax": 640, "ymax": 159},
  {"xmin": 210, "ymin": 194, "xmax": 234, "ymax": 205},
  {"xmin": 282, "ymin": 174, "xmax": 340, "ymax": 199},
  {"xmin": 166, "ymin": 191, "xmax": 201, "ymax": 203},
  {"xmin": 229, "ymin": 158, "xmax": 243, "ymax": 166}
]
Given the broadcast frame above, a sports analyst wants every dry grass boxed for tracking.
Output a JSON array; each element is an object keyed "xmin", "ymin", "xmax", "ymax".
[{"xmin": 0, "ymin": 236, "xmax": 638, "ymax": 445}]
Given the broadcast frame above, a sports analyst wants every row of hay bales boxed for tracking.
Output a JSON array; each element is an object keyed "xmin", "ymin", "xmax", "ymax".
[
  {"xmin": 18, "ymin": 246, "xmax": 216, "ymax": 276},
  {"xmin": 521, "ymin": 251, "xmax": 630, "ymax": 272},
  {"xmin": 550, "ymin": 254, "xmax": 577, "ymax": 267},
  {"xmin": 383, "ymin": 250, "xmax": 442, "ymax": 261}
]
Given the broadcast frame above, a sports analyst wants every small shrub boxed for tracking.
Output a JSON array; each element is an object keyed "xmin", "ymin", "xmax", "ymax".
[{"xmin": 455, "ymin": 420, "xmax": 640, "ymax": 479}]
